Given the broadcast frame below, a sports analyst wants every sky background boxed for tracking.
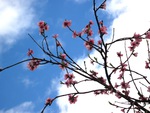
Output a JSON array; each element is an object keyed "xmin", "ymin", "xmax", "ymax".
[{"xmin": 1, "ymin": 0, "xmax": 150, "ymax": 113}]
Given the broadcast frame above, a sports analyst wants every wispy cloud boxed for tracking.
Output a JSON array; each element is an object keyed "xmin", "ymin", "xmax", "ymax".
[
  {"xmin": 0, "ymin": 0, "xmax": 37, "ymax": 52},
  {"xmin": 0, "ymin": 101, "xmax": 34, "ymax": 113},
  {"xmin": 56, "ymin": 0, "xmax": 150, "ymax": 113},
  {"xmin": 22, "ymin": 78, "xmax": 34, "ymax": 88},
  {"xmin": 67, "ymin": 0, "xmax": 89, "ymax": 4}
]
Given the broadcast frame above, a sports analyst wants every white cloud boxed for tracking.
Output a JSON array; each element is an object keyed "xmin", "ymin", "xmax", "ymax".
[
  {"xmin": 0, "ymin": 102, "xmax": 34, "ymax": 113},
  {"xmin": 22, "ymin": 78, "xmax": 34, "ymax": 88},
  {"xmin": 56, "ymin": 0, "xmax": 150, "ymax": 113},
  {"xmin": 68, "ymin": 0, "xmax": 89, "ymax": 4},
  {"xmin": 0, "ymin": 0, "xmax": 36, "ymax": 52}
]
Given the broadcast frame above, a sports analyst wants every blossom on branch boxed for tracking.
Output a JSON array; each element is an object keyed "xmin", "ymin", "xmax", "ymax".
[
  {"xmin": 52, "ymin": 34, "xmax": 59, "ymax": 38},
  {"xmin": 63, "ymin": 20, "xmax": 71, "ymax": 28},
  {"xmin": 38, "ymin": 21, "xmax": 49, "ymax": 34},
  {"xmin": 45, "ymin": 98, "xmax": 52, "ymax": 105},
  {"xmin": 27, "ymin": 49, "xmax": 33, "ymax": 56},
  {"xmin": 27, "ymin": 58, "xmax": 41, "ymax": 71},
  {"xmin": 60, "ymin": 53, "xmax": 66, "ymax": 60},
  {"xmin": 84, "ymin": 38, "xmax": 94, "ymax": 50},
  {"xmin": 146, "ymin": 31, "xmax": 150, "ymax": 39},
  {"xmin": 99, "ymin": 26, "xmax": 107, "ymax": 35},
  {"xmin": 68, "ymin": 94, "xmax": 78, "ymax": 104},
  {"xmin": 117, "ymin": 52, "xmax": 123, "ymax": 57},
  {"xmin": 100, "ymin": 1, "xmax": 106, "ymax": 10}
]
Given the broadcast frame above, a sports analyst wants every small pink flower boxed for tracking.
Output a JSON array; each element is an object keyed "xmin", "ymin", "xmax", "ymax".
[
  {"xmin": 117, "ymin": 52, "xmax": 123, "ymax": 57},
  {"xmin": 134, "ymin": 33, "xmax": 140, "ymax": 39},
  {"xmin": 68, "ymin": 95, "xmax": 78, "ymax": 104},
  {"xmin": 114, "ymin": 83, "xmax": 119, "ymax": 88},
  {"xmin": 133, "ymin": 52, "xmax": 138, "ymax": 57},
  {"xmin": 60, "ymin": 53, "xmax": 66, "ymax": 60},
  {"xmin": 147, "ymin": 86, "xmax": 150, "ymax": 92},
  {"xmin": 44, "ymin": 25, "xmax": 49, "ymax": 30},
  {"xmin": 115, "ymin": 91, "xmax": 121, "ymax": 99},
  {"xmin": 145, "ymin": 61, "xmax": 150, "ymax": 69},
  {"xmin": 120, "ymin": 81, "xmax": 130, "ymax": 89},
  {"xmin": 139, "ymin": 95, "xmax": 147, "ymax": 101},
  {"xmin": 56, "ymin": 41, "xmax": 62, "ymax": 47},
  {"xmin": 100, "ymin": 1, "xmax": 106, "ymax": 10},
  {"xmin": 87, "ymin": 29, "xmax": 93, "ymax": 36},
  {"xmin": 146, "ymin": 31, "xmax": 150, "ymax": 39},
  {"xmin": 38, "ymin": 21, "xmax": 45, "ymax": 28},
  {"xmin": 98, "ymin": 40, "xmax": 102, "ymax": 45},
  {"xmin": 27, "ymin": 49, "xmax": 33, "ymax": 56},
  {"xmin": 38, "ymin": 21, "xmax": 49, "ymax": 34},
  {"xmin": 90, "ymin": 70, "xmax": 98, "ymax": 76},
  {"xmin": 52, "ymin": 34, "xmax": 59, "ymax": 38},
  {"xmin": 121, "ymin": 108, "xmax": 125, "ymax": 113},
  {"xmin": 94, "ymin": 90, "xmax": 101, "ymax": 95},
  {"xmin": 27, "ymin": 59, "xmax": 41, "ymax": 71},
  {"xmin": 72, "ymin": 31, "xmax": 78, "ymax": 38},
  {"xmin": 59, "ymin": 62, "xmax": 68, "ymax": 69},
  {"xmin": 99, "ymin": 26, "xmax": 107, "ymax": 34},
  {"xmin": 84, "ymin": 38, "xmax": 94, "ymax": 50},
  {"xmin": 98, "ymin": 77, "xmax": 106, "ymax": 85},
  {"xmin": 89, "ymin": 20, "xmax": 94, "ymax": 25},
  {"xmin": 45, "ymin": 98, "xmax": 52, "ymax": 105},
  {"xmin": 122, "ymin": 90, "xmax": 130, "ymax": 96},
  {"xmin": 63, "ymin": 20, "xmax": 71, "ymax": 28}
]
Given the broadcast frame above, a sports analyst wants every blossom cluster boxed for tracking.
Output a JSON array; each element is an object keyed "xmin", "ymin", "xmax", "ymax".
[
  {"xmin": 38, "ymin": 21, "xmax": 49, "ymax": 34},
  {"xmin": 27, "ymin": 58, "xmax": 41, "ymax": 71},
  {"xmin": 64, "ymin": 73, "xmax": 76, "ymax": 87}
]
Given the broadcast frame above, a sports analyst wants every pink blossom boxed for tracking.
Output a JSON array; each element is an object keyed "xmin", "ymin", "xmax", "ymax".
[
  {"xmin": 114, "ymin": 83, "xmax": 119, "ymax": 88},
  {"xmin": 89, "ymin": 20, "xmax": 94, "ymax": 25},
  {"xmin": 56, "ymin": 41, "xmax": 62, "ymax": 47},
  {"xmin": 100, "ymin": 1, "xmax": 106, "ymax": 10},
  {"xmin": 27, "ymin": 59, "xmax": 41, "ymax": 71},
  {"xmin": 94, "ymin": 90, "xmax": 101, "ymax": 95},
  {"xmin": 38, "ymin": 21, "xmax": 49, "ymax": 34},
  {"xmin": 87, "ymin": 29, "xmax": 93, "ymax": 36},
  {"xmin": 120, "ymin": 81, "xmax": 130, "ymax": 89},
  {"xmin": 90, "ymin": 70, "xmax": 98, "ymax": 76},
  {"xmin": 133, "ymin": 52, "xmax": 138, "ymax": 57},
  {"xmin": 121, "ymin": 108, "xmax": 125, "ymax": 113},
  {"xmin": 60, "ymin": 53, "xmax": 66, "ymax": 60},
  {"xmin": 118, "ymin": 73, "xmax": 124, "ymax": 79},
  {"xmin": 99, "ymin": 26, "xmax": 107, "ymax": 34},
  {"xmin": 146, "ymin": 31, "xmax": 150, "ymax": 39},
  {"xmin": 64, "ymin": 73, "xmax": 76, "ymax": 87},
  {"xmin": 145, "ymin": 61, "xmax": 150, "ymax": 69},
  {"xmin": 45, "ymin": 98, "xmax": 52, "ymax": 105},
  {"xmin": 68, "ymin": 95, "xmax": 78, "ymax": 104},
  {"xmin": 27, "ymin": 49, "xmax": 33, "ymax": 56},
  {"xmin": 147, "ymin": 86, "xmax": 150, "ymax": 92},
  {"xmin": 72, "ymin": 31, "xmax": 78, "ymax": 38},
  {"xmin": 63, "ymin": 20, "xmax": 71, "ymax": 28},
  {"xmin": 134, "ymin": 33, "xmax": 140, "ymax": 39},
  {"xmin": 139, "ymin": 95, "xmax": 147, "ymax": 101},
  {"xmin": 52, "ymin": 34, "xmax": 59, "ymax": 38},
  {"xmin": 84, "ymin": 38, "xmax": 94, "ymax": 50},
  {"xmin": 122, "ymin": 90, "xmax": 130, "ymax": 96},
  {"xmin": 117, "ymin": 52, "xmax": 123, "ymax": 57},
  {"xmin": 115, "ymin": 91, "xmax": 121, "ymax": 99},
  {"xmin": 98, "ymin": 77, "xmax": 106, "ymax": 85},
  {"xmin": 98, "ymin": 40, "xmax": 102, "ymax": 45},
  {"xmin": 38, "ymin": 21, "xmax": 45, "ymax": 28},
  {"xmin": 59, "ymin": 62, "xmax": 68, "ymax": 69}
]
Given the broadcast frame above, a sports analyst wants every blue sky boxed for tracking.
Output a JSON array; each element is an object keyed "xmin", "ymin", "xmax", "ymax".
[{"xmin": 1, "ymin": 0, "xmax": 150, "ymax": 113}]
